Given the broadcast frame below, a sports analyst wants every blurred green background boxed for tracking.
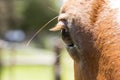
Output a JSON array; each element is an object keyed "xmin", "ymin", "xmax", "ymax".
[{"xmin": 0, "ymin": 0, "xmax": 74, "ymax": 80}]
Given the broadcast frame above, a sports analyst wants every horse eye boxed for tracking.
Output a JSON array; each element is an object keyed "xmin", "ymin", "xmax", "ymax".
[{"xmin": 62, "ymin": 20, "xmax": 69, "ymax": 31}]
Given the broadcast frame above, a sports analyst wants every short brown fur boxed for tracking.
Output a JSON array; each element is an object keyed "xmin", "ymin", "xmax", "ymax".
[{"xmin": 59, "ymin": 0, "xmax": 120, "ymax": 80}]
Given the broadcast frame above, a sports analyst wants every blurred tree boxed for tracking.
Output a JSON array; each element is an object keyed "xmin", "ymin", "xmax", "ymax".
[
  {"xmin": 6, "ymin": 0, "xmax": 18, "ymax": 29},
  {"xmin": 0, "ymin": 0, "xmax": 18, "ymax": 37},
  {"xmin": 0, "ymin": 0, "xmax": 59, "ymax": 47},
  {"xmin": 22, "ymin": 0, "xmax": 58, "ymax": 34},
  {"xmin": 0, "ymin": 0, "xmax": 8, "ymax": 37},
  {"xmin": 20, "ymin": 0, "xmax": 59, "ymax": 48}
]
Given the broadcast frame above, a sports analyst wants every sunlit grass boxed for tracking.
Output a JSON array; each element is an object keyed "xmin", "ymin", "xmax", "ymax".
[
  {"xmin": 2, "ymin": 66, "xmax": 54, "ymax": 80},
  {"xmin": 1, "ymin": 48, "xmax": 74, "ymax": 80}
]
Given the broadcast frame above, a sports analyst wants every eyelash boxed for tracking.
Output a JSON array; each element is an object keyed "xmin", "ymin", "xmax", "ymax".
[
  {"xmin": 60, "ymin": 20, "xmax": 69, "ymax": 31},
  {"xmin": 60, "ymin": 19, "xmax": 67, "ymax": 26}
]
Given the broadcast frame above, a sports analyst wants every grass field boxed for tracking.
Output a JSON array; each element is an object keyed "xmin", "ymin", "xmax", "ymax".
[
  {"xmin": 2, "ymin": 64, "xmax": 73, "ymax": 80},
  {"xmin": 0, "ymin": 47, "xmax": 74, "ymax": 80},
  {"xmin": 2, "ymin": 66, "xmax": 54, "ymax": 80}
]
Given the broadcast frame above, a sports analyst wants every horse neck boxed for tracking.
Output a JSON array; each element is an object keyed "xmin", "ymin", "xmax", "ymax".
[{"xmin": 74, "ymin": 1, "xmax": 120, "ymax": 80}]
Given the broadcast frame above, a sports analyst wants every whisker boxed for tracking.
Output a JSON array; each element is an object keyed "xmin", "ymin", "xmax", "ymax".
[
  {"xmin": 56, "ymin": 53, "xmax": 64, "ymax": 58},
  {"xmin": 26, "ymin": 16, "xmax": 58, "ymax": 47},
  {"xmin": 48, "ymin": 7, "xmax": 59, "ymax": 13}
]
